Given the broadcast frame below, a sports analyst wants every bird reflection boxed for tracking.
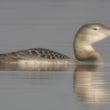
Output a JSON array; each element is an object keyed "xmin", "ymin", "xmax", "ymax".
[
  {"xmin": 0, "ymin": 54, "xmax": 109, "ymax": 105},
  {"xmin": 73, "ymin": 63, "xmax": 110, "ymax": 105}
]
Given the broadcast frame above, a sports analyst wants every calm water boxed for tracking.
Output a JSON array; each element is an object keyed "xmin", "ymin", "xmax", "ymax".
[{"xmin": 0, "ymin": 0, "xmax": 110, "ymax": 110}]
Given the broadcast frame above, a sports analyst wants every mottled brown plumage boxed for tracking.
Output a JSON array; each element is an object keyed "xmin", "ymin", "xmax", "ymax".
[{"xmin": 0, "ymin": 48, "xmax": 69, "ymax": 60}]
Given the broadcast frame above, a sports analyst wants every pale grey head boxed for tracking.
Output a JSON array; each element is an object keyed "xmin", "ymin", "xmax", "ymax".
[{"xmin": 74, "ymin": 23, "xmax": 110, "ymax": 62}]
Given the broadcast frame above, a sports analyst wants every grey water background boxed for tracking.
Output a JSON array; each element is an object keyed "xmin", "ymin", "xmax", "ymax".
[{"xmin": 0, "ymin": 0, "xmax": 110, "ymax": 110}]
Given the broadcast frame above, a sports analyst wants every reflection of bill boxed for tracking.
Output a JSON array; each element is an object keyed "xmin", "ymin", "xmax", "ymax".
[{"xmin": 73, "ymin": 64, "xmax": 110, "ymax": 105}]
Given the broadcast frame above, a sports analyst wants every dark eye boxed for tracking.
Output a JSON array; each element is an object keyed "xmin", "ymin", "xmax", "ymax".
[{"xmin": 93, "ymin": 28, "xmax": 97, "ymax": 30}]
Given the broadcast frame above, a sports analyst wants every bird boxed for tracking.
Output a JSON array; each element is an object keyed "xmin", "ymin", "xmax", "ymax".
[{"xmin": 0, "ymin": 23, "xmax": 110, "ymax": 70}]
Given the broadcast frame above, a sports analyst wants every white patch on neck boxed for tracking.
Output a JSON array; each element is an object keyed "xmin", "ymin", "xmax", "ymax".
[
  {"xmin": 76, "ymin": 42, "xmax": 94, "ymax": 52},
  {"xmin": 81, "ymin": 44, "xmax": 94, "ymax": 51}
]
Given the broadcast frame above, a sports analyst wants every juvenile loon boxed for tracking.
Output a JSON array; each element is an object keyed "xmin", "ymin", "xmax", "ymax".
[{"xmin": 0, "ymin": 23, "xmax": 110, "ymax": 67}]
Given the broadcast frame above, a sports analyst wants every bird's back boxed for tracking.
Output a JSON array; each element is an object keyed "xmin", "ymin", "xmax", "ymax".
[{"xmin": 3, "ymin": 48, "xmax": 70, "ymax": 60}]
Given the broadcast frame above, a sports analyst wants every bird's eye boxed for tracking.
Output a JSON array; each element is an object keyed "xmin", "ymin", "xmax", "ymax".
[{"xmin": 93, "ymin": 27, "xmax": 97, "ymax": 30}]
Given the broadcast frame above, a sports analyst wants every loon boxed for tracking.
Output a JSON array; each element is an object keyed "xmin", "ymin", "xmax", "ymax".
[{"xmin": 0, "ymin": 23, "xmax": 110, "ymax": 69}]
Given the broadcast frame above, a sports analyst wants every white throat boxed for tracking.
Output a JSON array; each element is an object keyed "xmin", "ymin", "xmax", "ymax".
[
  {"xmin": 74, "ymin": 34, "xmax": 98, "ymax": 61},
  {"xmin": 77, "ymin": 41, "xmax": 94, "ymax": 52}
]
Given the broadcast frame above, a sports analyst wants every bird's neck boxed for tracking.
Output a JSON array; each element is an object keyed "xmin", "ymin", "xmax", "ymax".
[{"xmin": 74, "ymin": 37, "xmax": 101, "ymax": 62}]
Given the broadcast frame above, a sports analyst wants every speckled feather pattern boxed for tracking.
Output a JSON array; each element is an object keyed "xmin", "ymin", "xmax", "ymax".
[{"xmin": 0, "ymin": 48, "xmax": 70, "ymax": 60}]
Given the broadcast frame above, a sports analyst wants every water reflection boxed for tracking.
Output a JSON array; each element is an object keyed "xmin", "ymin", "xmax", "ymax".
[
  {"xmin": 0, "ymin": 59, "xmax": 109, "ymax": 105},
  {"xmin": 73, "ymin": 63, "xmax": 110, "ymax": 105}
]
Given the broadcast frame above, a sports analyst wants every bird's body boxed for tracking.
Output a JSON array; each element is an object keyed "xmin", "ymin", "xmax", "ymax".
[
  {"xmin": 0, "ymin": 48, "xmax": 72, "ymax": 71},
  {"xmin": 0, "ymin": 23, "xmax": 110, "ymax": 70}
]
